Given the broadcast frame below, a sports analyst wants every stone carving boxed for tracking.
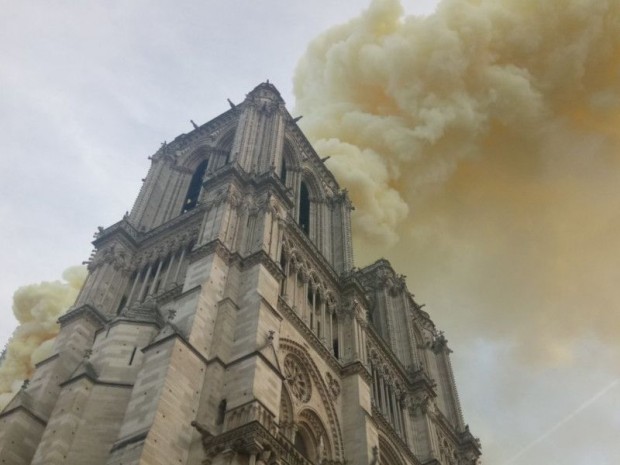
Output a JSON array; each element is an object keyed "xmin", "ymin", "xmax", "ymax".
[
  {"xmin": 283, "ymin": 354, "xmax": 311, "ymax": 403},
  {"xmin": 326, "ymin": 372, "xmax": 341, "ymax": 399}
]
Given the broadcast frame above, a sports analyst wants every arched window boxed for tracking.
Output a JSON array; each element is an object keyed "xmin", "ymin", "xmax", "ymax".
[
  {"xmin": 280, "ymin": 158, "xmax": 288, "ymax": 184},
  {"xmin": 299, "ymin": 181, "xmax": 310, "ymax": 235},
  {"xmin": 182, "ymin": 159, "xmax": 209, "ymax": 213},
  {"xmin": 294, "ymin": 431, "xmax": 310, "ymax": 460}
]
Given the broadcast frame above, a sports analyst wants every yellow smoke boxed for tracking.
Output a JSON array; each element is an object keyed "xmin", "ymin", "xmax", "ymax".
[
  {"xmin": 0, "ymin": 266, "xmax": 86, "ymax": 409},
  {"xmin": 294, "ymin": 0, "xmax": 620, "ymax": 363}
]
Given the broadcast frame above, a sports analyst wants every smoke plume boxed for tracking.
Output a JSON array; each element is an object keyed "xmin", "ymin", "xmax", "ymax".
[
  {"xmin": 294, "ymin": 0, "xmax": 620, "ymax": 363},
  {"xmin": 0, "ymin": 266, "xmax": 86, "ymax": 409}
]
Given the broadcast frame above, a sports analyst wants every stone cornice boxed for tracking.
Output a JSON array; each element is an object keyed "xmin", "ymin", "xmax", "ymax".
[
  {"xmin": 190, "ymin": 239, "xmax": 232, "ymax": 264},
  {"xmin": 110, "ymin": 429, "xmax": 149, "ymax": 453},
  {"xmin": 242, "ymin": 250, "xmax": 284, "ymax": 281},
  {"xmin": 93, "ymin": 317, "xmax": 162, "ymax": 340},
  {"xmin": 226, "ymin": 350, "xmax": 285, "ymax": 384},
  {"xmin": 339, "ymin": 273, "xmax": 371, "ymax": 309},
  {"xmin": 33, "ymin": 352, "xmax": 60, "ymax": 369},
  {"xmin": 202, "ymin": 162, "xmax": 295, "ymax": 213},
  {"xmin": 163, "ymin": 106, "xmax": 239, "ymax": 156},
  {"xmin": 341, "ymin": 360, "xmax": 372, "ymax": 384},
  {"xmin": 92, "ymin": 219, "xmax": 140, "ymax": 248},
  {"xmin": 0, "ymin": 404, "xmax": 47, "ymax": 426},
  {"xmin": 141, "ymin": 203, "xmax": 204, "ymax": 244},
  {"xmin": 58, "ymin": 304, "xmax": 109, "ymax": 329},
  {"xmin": 200, "ymin": 421, "xmax": 322, "ymax": 465}
]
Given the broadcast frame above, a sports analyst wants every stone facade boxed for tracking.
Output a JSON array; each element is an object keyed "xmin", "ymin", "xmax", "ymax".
[{"xmin": 0, "ymin": 82, "xmax": 481, "ymax": 465}]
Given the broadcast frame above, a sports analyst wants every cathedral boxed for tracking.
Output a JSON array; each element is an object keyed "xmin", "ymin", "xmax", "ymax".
[{"xmin": 0, "ymin": 82, "xmax": 481, "ymax": 465}]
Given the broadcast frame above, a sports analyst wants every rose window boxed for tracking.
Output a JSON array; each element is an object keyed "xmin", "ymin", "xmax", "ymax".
[{"xmin": 283, "ymin": 354, "xmax": 311, "ymax": 402}]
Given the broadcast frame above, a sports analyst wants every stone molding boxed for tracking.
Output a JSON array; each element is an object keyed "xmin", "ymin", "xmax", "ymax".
[
  {"xmin": 279, "ymin": 339, "xmax": 345, "ymax": 461},
  {"xmin": 370, "ymin": 405, "xmax": 423, "ymax": 465},
  {"xmin": 58, "ymin": 304, "xmax": 108, "ymax": 329},
  {"xmin": 277, "ymin": 297, "xmax": 340, "ymax": 373}
]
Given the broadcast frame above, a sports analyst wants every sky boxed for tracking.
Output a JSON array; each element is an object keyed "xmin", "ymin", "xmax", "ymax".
[{"xmin": 1, "ymin": 1, "xmax": 619, "ymax": 464}]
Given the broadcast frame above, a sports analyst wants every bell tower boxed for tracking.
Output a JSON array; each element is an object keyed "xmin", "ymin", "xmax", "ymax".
[{"xmin": 0, "ymin": 82, "xmax": 480, "ymax": 465}]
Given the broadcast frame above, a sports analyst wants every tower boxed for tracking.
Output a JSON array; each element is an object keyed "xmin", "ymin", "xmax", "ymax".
[{"xmin": 0, "ymin": 83, "xmax": 481, "ymax": 465}]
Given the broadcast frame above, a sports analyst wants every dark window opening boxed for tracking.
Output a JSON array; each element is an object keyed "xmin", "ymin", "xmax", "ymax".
[
  {"xmin": 299, "ymin": 181, "xmax": 310, "ymax": 235},
  {"xmin": 182, "ymin": 159, "xmax": 209, "ymax": 213},
  {"xmin": 144, "ymin": 263, "xmax": 158, "ymax": 293},
  {"xmin": 279, "ymin": 254, "xmax": 286, "ymax": 296},
  {"xmin": 294, "ymin": 431, "xmax": 309, "ymax": 460},
  {"xmin": 129, "ymin": 346, "xmax": 137, "ymax": 365},
  {"xmin": 217, "ymin": 399, "xmax": 227, "ymax": 425},
  {"xmin": 116, "ymin": 295, "xmax": 128, "ymax": 315},
  {"xmin": 333, "ymin": 339, "xmax": 339, "ymax": 358},
  {"xmin": 280, "ymin": 158, "xmax": 287, "ymax": 184}
]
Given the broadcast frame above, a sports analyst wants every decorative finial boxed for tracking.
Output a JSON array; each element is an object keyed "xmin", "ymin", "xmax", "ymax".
[
  {"xmin": 21, "ymin": 379, "xmax": 30, "ymax": 390},
  {"xmin": 168, "ymin": 309, "xmax": 177, "ymax": 321},
  {"xmin": 190, "ymin": 120, "xmax": 199, "ymax": 129},
  {"xmin": 84, "ymin": 349, "xmax": 93, "ymax": 360},
  {"xmin": 227, "ymin": 98, "xmax": 236, "ymax": 109}
]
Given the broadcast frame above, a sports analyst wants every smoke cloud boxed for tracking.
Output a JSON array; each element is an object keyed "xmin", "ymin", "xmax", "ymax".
[
  {"xmin": 294, "ymin": 0, "xmax": 620, "ymax": 363},
  {"xmin": 0, "ymin": 266, "xmax": 86, "ymax": 409}
]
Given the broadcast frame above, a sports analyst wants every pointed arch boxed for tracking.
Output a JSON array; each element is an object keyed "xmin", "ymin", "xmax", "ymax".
[
  {"xmin": 279, "ymin": 338, "xmax": 344, "ymax": 461},
  {"xmin": 379, "ymin": 435, "xmax": 406, "ymax": 465},
  {"xmin": 297, "ymin": 168, "xmax": 325, "ymax": 243},
  {"xmin": 297, "ymin": 408, "xmax": 332, "ymax": 463},
  {"xmin": 214, "ymin": 128, "xmax": 236, "ymax": 164},
  {"xmin": 278, "ymin": 384, "xmax": 295, "ymax": 441},
  {"xmin": 299, "ymin": 181, "xmax": 311, "ymax": 235},
  {"xmin": 282, "ymin": 136, "xmax": 302, "ymax": 171},
  {"xmin": 181, "ymin": 158, "xmax": 209, "ymax": 213}
]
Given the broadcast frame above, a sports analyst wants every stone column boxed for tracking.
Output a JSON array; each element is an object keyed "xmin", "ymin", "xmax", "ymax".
[
  {"xmin": 148, "ymin": 259, "xmax": 164, "ymax": 296},
  {"xmin": 320, "ymin": 298, "xmax": 326, "ymax": 342},
  {"xmin": 173, "ymin": 247, "xmax": 186, "ymax": 283},
  {"xmin": 161, "ymin": 252, "xmax": 175, "ymax": 290},
  {"xmin": 126, "ymin": 268, "xmax": 141, "ymax": 305},
  {"xmin": 137, "ymin": 263, "xmax": 153, "ymax": 302}
]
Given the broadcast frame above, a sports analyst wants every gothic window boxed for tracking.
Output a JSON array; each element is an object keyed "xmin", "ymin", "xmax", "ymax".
[
  {"xmin": 332, "ymin": 334, "xmax": 339, "ymax": 359},
  {"xmin": 299, "ymin": 181, "xmax": 310, "ymax": 235},
  {"xmin": 116, "ymin": 295, "xmax": 127, "ymax": 315},
  {"xmin": 217, "ymin": 399, "xmax": 226, "ymax": 425},
  {"xmin": 280, "ymin": 158, "xmax": 288, "ymax": 185},
  {"xmin": 182, "ymin": 159, "xmax": 209, "ymax": 213},
  {"xmin": 294, "ymin": 430, "xmax": 310, "ymax": 461}
]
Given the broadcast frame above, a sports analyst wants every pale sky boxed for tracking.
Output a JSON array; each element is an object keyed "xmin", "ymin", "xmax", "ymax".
[{"xmin": 1, "ymin": 1, "xmax": 618, "ymax": 464}]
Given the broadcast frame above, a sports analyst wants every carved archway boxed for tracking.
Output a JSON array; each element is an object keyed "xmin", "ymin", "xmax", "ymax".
[
  {"xmin": 379, "ymin": 435, "xmax": 405, "ymax": 465},
  {"xmin": 279, "ymin": 338, "xmax": 344, "ymax": 461},
  {"xmin": 298, "ymin": 408, "xmax": 332, "ymax": 463},
  {"xmin": 279, "ymin": 384, "xmax": 295, "ymax": 441}
]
